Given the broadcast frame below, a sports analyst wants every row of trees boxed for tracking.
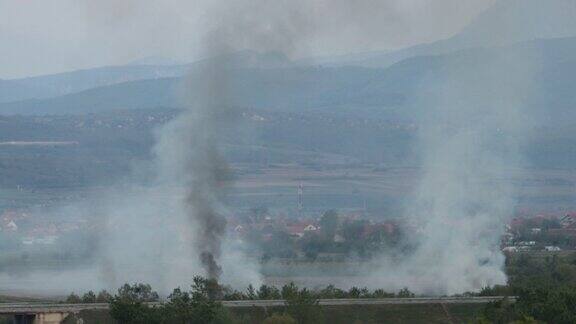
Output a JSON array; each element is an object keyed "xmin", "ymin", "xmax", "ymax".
[
  {"xmin": 67, "ymin": 281, "xmax": 415, "ymax": 305},
  {"xmin": 223, "ymin": 282, "xmax": 414, "ymax": 301},
  {"xmin": 103, "ymin": 277, "xmax": 321, "ymax": 324},
  {"xmin": 66, "ymin": 278, "xmax": 418, "ymax": 323},
  {"xmin": 65, "ymin": 252, "xmax": 576, "ymax": 323},
  {"xmin": 109, "ymin": 277, "xmax": 225, "ymax": 324}
]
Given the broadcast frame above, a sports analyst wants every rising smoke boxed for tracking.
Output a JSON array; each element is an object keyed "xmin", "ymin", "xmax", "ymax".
[
  {"xmin": 404, "ymin": 50, "xmax": 537, "ymax": 294},
  {"xmin": 153, "ymin": 58, "xmax": 233, "ymax": 281},
  {"xmin": 198, "ymin": 0, "xmax": 539, "ymax": 295},
  {"xmin": 97, "ymin": 0, "xmax": 418, "ymax": 289},
  {"xmin": 363, "ymin": 45, "xmax": 539, "ymax": 295},
  {"xmin": 0, "ymin": 0, "xmax": 544, "ymax": 296}
]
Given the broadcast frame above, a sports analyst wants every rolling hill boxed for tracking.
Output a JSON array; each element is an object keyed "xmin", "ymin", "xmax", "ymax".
[
  {"xmin": 3, "ymin": 36, "xmax": 576, "ymax": 127},
  {"xmin": 323, "ymin": 0, "xmax": 576, "ymax": 68},
  {"xmin": 0, "ymin": 66, "xmax": 389, "ymax": 115},
  {"xmin": 0, "ymin": 65, "xmax": 186, "ymax": 104},
  {"xmin": 0, "ymin": 0, "xmax": 576, "ymax": 109},
  {"xmin": 0, "ymin": 50, "xmax": 293, "ymax": 105}
]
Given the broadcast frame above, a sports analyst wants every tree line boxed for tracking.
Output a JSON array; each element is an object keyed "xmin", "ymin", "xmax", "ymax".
[
  {"xmin": 65, "ymin": 278, "xmax": 417, "ymax": 324},
  {"xmin": 474, "ymin": 253, "xmax": 576, "ymax": 323},
  {"xmin": 66, "ymin": 279, "xmax": 416, "ymax": 304}
]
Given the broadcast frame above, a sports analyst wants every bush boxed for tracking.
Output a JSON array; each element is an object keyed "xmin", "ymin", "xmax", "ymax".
[
  {"xmin": 480, "ymin": 282, "xmax": 576, "ymax": 324},
  {"xmin": 317, "ymin": 285, "xmax": 346, "ymax": 299},
  {"xmin": 161, "ymin": 279, "xmax": 223, "ymax": 324},
  {"xmin": 81, "ymin": 291, "xmax": 96, "ymax": 303},
  {"xmin": 263, "ymin": 313, "xmax": 297, "ymax": 324},
  {"xmin": 96, "ymin": 290, "xmax": 112, "ymax": 303},
  {"xmin": 285, "ymin": 287, "xmax": 323, "ymax": 324},
  {"xmin": 115, "ymin": 283, "xmax": 159, "ymax": 303},
  {"xmin": 108, "ymin": 283, "xmax": 160, "ymax": 324},
  {"xmin": 397, "ymin": 287, "xmax": 415, "ymax": 298},
  {"xmin": 478, "ymin": 285, "xmax": 511, "ymax": 297},
  {"xmin": 108, "ymin": 277, "xmax": 226, "ymax": 324},
  {"xmin": 259, "ymin": 284, "xmax": 282, "ymax": 300},
  {"xmin": 65, "ymin": 293, "xmax": 81, "ymax": 304}
]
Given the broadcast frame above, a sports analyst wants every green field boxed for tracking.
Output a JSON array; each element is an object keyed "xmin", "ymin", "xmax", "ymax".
[
  {"xmin": 55, "ymin": 303, "xmax": 485, "ymax": 324},
  {"xmin": 230, "ymin": 304, "xmax": 484, "ymax": 324}
]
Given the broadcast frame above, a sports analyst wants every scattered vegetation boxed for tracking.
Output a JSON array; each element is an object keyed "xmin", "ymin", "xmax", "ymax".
[
  {"xmin": 475, "ymin": 253, "xmax": 576, "ymax": 323},
  {"xmin": 218, "ymin": 283, "xmax": 415, "ymax": 301},
  {"xmin": 63, "ymin": 254, "xmax": 576, "ymax": 323},
  {"xmin": 65, "ymin": 277, "xmax": 418, "ymax": 323},
  {"xmin": 262, "ymin": 313, "xmax": 297, "ymax": 324},
  {"xmin": 65, "ymin": 289, "xmax": 112, "ymax": 304},
  {"xmin": 67, "ymin": 282, "xmax": 416, "ymax": 306}
]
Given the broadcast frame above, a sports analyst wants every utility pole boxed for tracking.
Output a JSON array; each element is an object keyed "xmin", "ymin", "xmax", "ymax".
[{"xmin": 297, "ymin": 182, "xmax": 303, "ymax": 217}]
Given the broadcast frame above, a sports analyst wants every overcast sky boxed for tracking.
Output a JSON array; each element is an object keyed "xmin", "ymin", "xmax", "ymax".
[{"xmin": 0, "ymin": 0, "xmax": 495, "ymax": 79}]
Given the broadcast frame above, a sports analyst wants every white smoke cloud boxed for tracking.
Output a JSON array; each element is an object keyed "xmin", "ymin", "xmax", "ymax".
[
  {"xmin": 361, "ymin": 45, "xmax": 540, "ymax": 295},
  {"xmin": 0, "ymin": 0, "xmax": 543, "ymax": 297}
]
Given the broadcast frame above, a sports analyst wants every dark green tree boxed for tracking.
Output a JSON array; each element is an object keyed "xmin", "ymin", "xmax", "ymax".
[
  {"xmin": 108, "ymin": 283, "xmax": 160, "ymax": 324},
  {"xmin": 397, "ymin": 287, "xmax": 415, "ymax": 298},
  {"xmin": 259, "ymin": 285, "xmax": 281, "ymax": 300},
  {"xmin": 319, "ymin": 210, "xmax": 339, "ymax": 241},
  {"xmin": 342, "ymin": 220, "xmax": 368, "ymax": 242},
  {"xmin": 81, "ymin": 291, "xmax": 96, "ymax": 303},
  {"xmin": 65, "ymin": 293, "xmax": 81, "ymax": 304},
  {"xmin": 262, "ymin": 313, "xmax": 297, "ymax": 324},
  {"xmin": 284, "ymin": 287, "xmax": 323, "ymax": 324},
  {"xmin": 96, "ymin": 290, "xmax": 112, "ymax": 303}
]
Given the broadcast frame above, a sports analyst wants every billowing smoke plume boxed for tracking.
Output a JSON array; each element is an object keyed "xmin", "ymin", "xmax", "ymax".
[
  {"xmin": 149, "ymin": 0, "xmax": 318, "ymax": 282},
  {"xmin": 154, "ymin": 58, "xmax": 233, "ymax": 280},
  {"xmin": 91, "ymin": 54, "xmax": 258, "ymax": 289},
  {"xmin": 0, "ymin": 0, "xmax": 544, "ymax": 297},
  {"xmin": 198, "ymin": 0, "xmax": 539, "ymax": 295},
  {"xmin": 149, "ymin": 0, "xmax": 420, "ymax": 283},
  {"xmin": 364, "ymin": 46, "xmax": 539, "ymax": 295}
]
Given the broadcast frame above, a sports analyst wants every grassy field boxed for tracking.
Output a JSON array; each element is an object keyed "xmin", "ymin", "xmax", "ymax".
[
  {"xmin": 230, "ymin": 303, "xmax": 485, "ymax": 324},
  {"xmin": 4, "ymin": 164, "xmax": 576, "ymax": 215},
  {"xmin": 55, "ymin": 303, "xmax": 485, "ymax": 324}
]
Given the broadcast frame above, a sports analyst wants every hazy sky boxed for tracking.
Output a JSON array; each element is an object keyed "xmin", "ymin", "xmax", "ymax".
[{"xmin": 0, "ymin": 0, "xmax": 495, "ymax": 79}]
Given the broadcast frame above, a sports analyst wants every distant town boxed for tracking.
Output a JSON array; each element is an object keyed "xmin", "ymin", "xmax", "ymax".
[{"xmin": 4, "ymin": 200, "xmax": 576, "ymax": 264}]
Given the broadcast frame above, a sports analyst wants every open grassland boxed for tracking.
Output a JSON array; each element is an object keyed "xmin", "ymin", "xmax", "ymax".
[
  {"xmin": 229, "ymin": 304, "xmax": 484, "ymax": 324},
  {"xmin": 54, "ymin": 303, "xmax": 484, "ymax": 324},
  {"xmin": 4, "ymin": 165, "xmax": 576, "ymax": 214}
]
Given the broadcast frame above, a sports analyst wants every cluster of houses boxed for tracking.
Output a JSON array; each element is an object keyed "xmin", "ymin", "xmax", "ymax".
[
  {"xmin": 230, "ymin": 215, "xmax": 322, "ymax": 240},
  {"xmin": 0, "ymin": 210, "xmax": 23, "ymax": 232},
  {"xmin": 7, "ymin": 204, "xmax": 576, "ymax": 254},
  {"xmin": 229, "ymin": 211, "xmax": 398, "ymax": 244},
  {"xmin": 501, "ymin": 211, "xmax": 576, "ymax": 252},
  {"xmin": 0, "ymin": 209, "xmax": 83, "ymax": 246}
]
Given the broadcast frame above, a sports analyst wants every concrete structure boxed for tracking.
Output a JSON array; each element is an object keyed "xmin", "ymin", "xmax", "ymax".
[
  {"xmin": 15, "ymin": 312, "xmax": 71, "ymax": 324},
  {"xmin": 0, "ymin": 303, "xmax": 109, "ymax": 324}
]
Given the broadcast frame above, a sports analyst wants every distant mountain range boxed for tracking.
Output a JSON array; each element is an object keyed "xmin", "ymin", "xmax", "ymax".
[
  {"xmin": 2, "ymin": 36, "xmax": 575, "ymax": 128},
  {"xmin": 315, "ymin": 0, "xmax": 576, "ymax": 68},
  {"xmin": 1, "ymin": 0, "xmax": 576, "ymax": 190},
  {"xmin": 0, "ymin": 50, "xmax": 292, "ymax": 105},
  {"xmin": 0, "ymin": 0, "xmax": 574, "ymax": 123},
  {"xmin": 0, "ymin": 65, "xmax": 186, "ymax": 104}
]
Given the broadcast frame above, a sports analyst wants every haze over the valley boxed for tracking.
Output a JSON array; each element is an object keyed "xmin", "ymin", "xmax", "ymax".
[
  {"xmin": 0, "ymin": 0, "xmax": 498, "ymax": 79},
  {"xmin": 0, "ymin": 0, "xmax": 575, "ymax": 298}
]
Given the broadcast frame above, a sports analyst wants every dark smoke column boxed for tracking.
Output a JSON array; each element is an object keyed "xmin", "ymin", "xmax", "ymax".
[
  {"xmin": 185, "ymin": 124, "xmax": 229, "ymax": 281},
  {"xmin": 181, "ymin": 77, "xmax": 232, "ymax": 281},
  {"xmin": 153, "ymin": 52, "xmax": 236, "ymax": 281}
]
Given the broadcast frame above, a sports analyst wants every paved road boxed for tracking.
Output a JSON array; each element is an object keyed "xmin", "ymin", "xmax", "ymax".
[
  {"xmin": 225, "ymin": 296, "xmax": 515, "ymax": 307},
  {"xmin": 0, "ymin": 296, "xmax": 515, "ymax": 314}
]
